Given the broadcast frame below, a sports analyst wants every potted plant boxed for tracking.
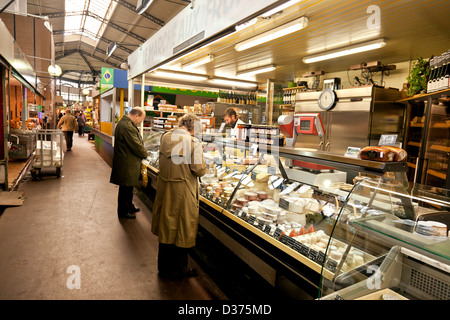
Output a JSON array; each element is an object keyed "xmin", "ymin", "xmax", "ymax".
[{"xmin": 406, "ymin": 56, "xmax": 430, "ymax": 97}]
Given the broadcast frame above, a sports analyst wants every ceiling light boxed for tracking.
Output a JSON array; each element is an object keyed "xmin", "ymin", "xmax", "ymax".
[
  {"xmin": 107, "ymin": 42, "xmax": 117, "ymax": 57},
  {"xmin": 302, "ymin": 38, "xmax": 387, "ymax": 64},
  {"xmin": 181, "ymin": 54, "xmax": 214, "ymax": 70},
  {"xmin": 48, "ymin": 64, "xmax": 62, "ymax": 77},
  {"xmin": 235, "ymin": 17, "xmax": 308, "ymax": 51},
  {"xmin": 153, "ymin": 70, "xmax": 208, "ymax": 81},
  {"xmin": 236, "ymin": 18, "xmax": 258, "ymax": 31},
  {"xmin": 136, "ymin": 0, "xmax": 154, "ymax": 15},
  {"xmin": 211, "ymin": 77, "xmax": 258, "ymax": 88},
  {"xmin": 261, "ymin": 0, "xmax": 303, "ymax": 18},
  {"xmin": 236, "ymin": 64, "xmax": 276, "ymax": 78}
]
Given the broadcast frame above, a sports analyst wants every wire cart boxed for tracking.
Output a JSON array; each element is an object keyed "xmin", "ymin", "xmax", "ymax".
[{"xmin": 31, "ymin": 129, "xmax": 64, "ymax": 180}]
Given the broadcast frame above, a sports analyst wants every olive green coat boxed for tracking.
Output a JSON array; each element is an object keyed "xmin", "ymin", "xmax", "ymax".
[
  {"xmin": 110, "ymin": 116, "xmax": 147, "ymax": 186},
  {"xmin": 151, "ymin": 128, "xmax": 207, "ymax": 248}
]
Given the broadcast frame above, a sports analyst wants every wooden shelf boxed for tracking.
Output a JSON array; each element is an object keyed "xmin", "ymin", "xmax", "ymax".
[
  {"xmin": 407, "ymin": 141, "xmax": 421, "ymax": 147},
  {"xmin": 410, "ymin": 123, "xmax": 424, "ymax": 128},
  {"xmin": 406, "ymin": 162, "xmax": 416, "ymax": 169},
  {"xmin": 432, "ymin": 123, "xmax": 450, "ymax": 128},
  {"xmin": 396, "ymin": 88, "xmax": 450, "ymax": 103},
  {"xmin": 427, "ymin": 169, "xmax": 447, "ymax": 180},
  {"xmin": 430, "ymin": 145, "xmax": 450, "ymax": 153}
]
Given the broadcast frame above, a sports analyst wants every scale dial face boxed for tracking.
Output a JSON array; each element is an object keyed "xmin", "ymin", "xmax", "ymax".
[{"xmin": 318, "ymin": 88, "xmax": 337, "ymax": 110}]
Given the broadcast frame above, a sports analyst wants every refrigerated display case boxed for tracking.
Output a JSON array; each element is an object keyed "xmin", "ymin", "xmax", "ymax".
[
  {"xmin": 319, "ymin": 180, "xmax": 450, "ymax": 300},
  {"xmin": 142, "ymin": 131, "xmax": 449, "ymax": 299}
]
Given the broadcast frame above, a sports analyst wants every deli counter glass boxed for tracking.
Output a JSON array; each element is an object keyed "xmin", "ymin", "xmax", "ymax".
[{"xmin": 143, "ymin": 131, "xmax": 450, "ymax": 300}]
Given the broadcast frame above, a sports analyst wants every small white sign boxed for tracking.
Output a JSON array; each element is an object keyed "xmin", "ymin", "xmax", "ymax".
[{"xmin": 344, "ymin": 146, "xmax": 361, "ymax": 158}]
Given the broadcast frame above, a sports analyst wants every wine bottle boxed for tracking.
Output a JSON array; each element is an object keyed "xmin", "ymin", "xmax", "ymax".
[
  {"xmin": 427, "ymin": 57, "xmax": 436, "ymax": 93},
  {"xmin": 444, "ymin": 50, "xmax": 450, "ymax": 90},
  {"xmin": 439, "ymin": 52, "xmax": 449, "ymax": 91},
  {"xmin": 432, "ymin": 55, "xmax": 443, "ymax": 92}
]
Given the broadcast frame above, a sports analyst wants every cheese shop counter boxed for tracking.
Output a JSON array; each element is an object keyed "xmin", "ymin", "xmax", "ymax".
[{"xmin": 141, "ymin": 131, "xmax": 450, "ymax": 300}]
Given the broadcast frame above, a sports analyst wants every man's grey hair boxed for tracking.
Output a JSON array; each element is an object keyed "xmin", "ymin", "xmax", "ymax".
[
  {"xmin": 129, "ymin": 107, "xmax": 144, "ymax": 117},
  {"xmin": 179, "ymin": 113, "xmax": 200, "ymax": 132}
]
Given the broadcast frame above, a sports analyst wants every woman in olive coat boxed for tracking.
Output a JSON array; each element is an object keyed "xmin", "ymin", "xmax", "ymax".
[
  {"xmin": 151, "ymin": 113, "xmax": 207, "ymax": 278},
  {"xmin": 110, "ymin": 107, "xmax": 147, "ymax": 219}
]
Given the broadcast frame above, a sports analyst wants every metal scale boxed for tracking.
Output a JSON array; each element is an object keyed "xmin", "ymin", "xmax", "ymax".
[{"xmin": 278, "ymin": 114, "xmax": 346, "ymax": 187}]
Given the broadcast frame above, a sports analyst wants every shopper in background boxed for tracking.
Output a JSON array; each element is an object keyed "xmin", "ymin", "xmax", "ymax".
[
  {"xmin": 57, "ymin": 109, "xmax": 78, "ymax": 152},
  {"xmin": 77, "ymin": 112, "xmax": 87, "ymax": 136},
  {"xmin": 223, "ymin": 107, "xmax": 245, "ymax": 138},
  {"xmin": 110, "ymin": 107, "xmax": 147, "ymax": 219},
  {"xmin": 151, "ymin": 113, "xmax": 207, "ymax": 278}
]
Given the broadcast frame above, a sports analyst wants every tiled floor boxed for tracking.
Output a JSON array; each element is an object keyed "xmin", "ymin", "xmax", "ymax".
[{"xmin": 0, "ymin": 134, "xmax": 227, "ymax": 300}]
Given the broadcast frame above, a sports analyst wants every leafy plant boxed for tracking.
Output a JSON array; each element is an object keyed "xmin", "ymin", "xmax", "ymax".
[{"xmin": 406, "ymin": 56, "xmax": 430, "ymax": 96}]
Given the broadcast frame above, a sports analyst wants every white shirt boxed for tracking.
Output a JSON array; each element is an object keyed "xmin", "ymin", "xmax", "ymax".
[{"xmin": 229, "ymin": 118, "xmax": 246, "ymax": 138}]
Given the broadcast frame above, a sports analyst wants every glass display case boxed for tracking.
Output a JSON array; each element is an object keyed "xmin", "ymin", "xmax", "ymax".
[
  {"xmin": 142, "ymin": 130, "xmax": 450, "ymax": 299},
  {"xmin": 319, "ymin": 180, "xmax": 450, "ymax": 300}
]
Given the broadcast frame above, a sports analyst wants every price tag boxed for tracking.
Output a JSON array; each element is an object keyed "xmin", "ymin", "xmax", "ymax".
[
  {"xmin": 250, "ymin": 143, "xmax": 258, "ymax": 156},
  {"xmin": 240, "ymin": 210, "xmax": 247, "ymax": 220},
  {"xmin": 308, "ymin": 248, "xmax": 319, "ymax": 261},
  {"xmin": 263, "ymin": 225, "xmax": 272, "ymax": 235},
  {"xmin": 225, "ymin": 166, "xmax": 230, "ymax": 174},
  {"xmin": 300, "ymin": 244, "xmax": 310, "ymax": 256},
  {"xmin": 268, "ymin": 166, "xmax": 277, "ymax": 175},
  {"xmin": 251, "ymin": 171, "xmax": 257, "ymax": 181},
  {"xmin": 247, "ymin": 215, "xmax": 256, "ymax": 225},
  {"xmin": 273, "ymin": 228, "xmax": 283, "ymax": 240},
  {"xmin": 280, "ymin": 181, "xmax": 300, "ymax": 196},
  {"xmin": 280, "ymin": 234, "xmax": 291, "ymax": 246},
  {"xmin": 278, "ymin": 198, "xmax": 290, "ymax": 211},
  {"xmin": 326, "ymin": 258, "xmax": 338, "ymax": 273},
  {"xmin": 214, "ymin": 197, "xmax": 221, "ymax": 204},
  {"xmin": 257, "ymin": 221, "xmax": 264, "ymax": 230},
  {"xmin": 316, "ymin": 251, "xmax": 326, "ymax": 264}
]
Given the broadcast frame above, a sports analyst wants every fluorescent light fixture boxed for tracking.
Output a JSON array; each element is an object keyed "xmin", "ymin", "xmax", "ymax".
[
  {"xmin": 236, "ymin": 18, "xmax": 258, "ymax": 31},
  {"xmin": 107, "ymin": 42, "xmax": 117, "ymax": 57},
  {"xmin": 302, "ymin": 38, "xmax": 387, "ymax": 64},
  {"xmin": 236, "ymin": 64, "xmax": 276, "ymax": 78},
  {"xmin": 181, "ymin": 54, "xmax": 214, "ymax": 70},
  {"xmin": 153, "ymin": 70, "xmax": 208, "ymax": 81},
  {"xmin": 136, "ymin": 0, "xmax": 154, "ymax": 15},
  {"xmin": 261, "ymin": 0, "xmax": 303, "ymax": 18},
  {"xmin": 235, "ymin": 17, "xmax": 308, "ymax": 52},
  {"xmin": 211, "ymin": 77, "xmax": 258, "ymax": 88}
]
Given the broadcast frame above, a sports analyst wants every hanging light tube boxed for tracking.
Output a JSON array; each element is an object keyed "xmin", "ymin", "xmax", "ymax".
[
  {"xmin": 153, "ymin": 70, "xmax": 208, "ymax": 81},
  {"xmin": 260, "ymin": 0, "xmax": 303, "ymax": 18},
  {"xmin": 181, "ymin": 54, "xmax": 214, "ymax": 70},
  {"xmin": 302, "ymin": 38, "xmax": 387, "ymax": 64},
  {"xmin": 236, "ymin": 64, "xmax": 276, "ymax": 78},
  {"xmin": 211, "ymin": 77, "xmax": 258, "ymax": 88},
  {"xmin": 235, "ymin": 17, "xmax": 308, "ymax": 52}
]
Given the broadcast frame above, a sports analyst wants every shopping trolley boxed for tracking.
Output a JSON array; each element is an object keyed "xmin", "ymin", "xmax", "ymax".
[{"xmin": 31, "ymin": 129, "xmax": 64, "ymax": 180}]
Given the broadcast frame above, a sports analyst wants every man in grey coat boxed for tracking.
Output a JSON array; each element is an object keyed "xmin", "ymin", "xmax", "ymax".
[{"xmin": 110, "ymin": 107, "xmax": 147, "ymax": 219}]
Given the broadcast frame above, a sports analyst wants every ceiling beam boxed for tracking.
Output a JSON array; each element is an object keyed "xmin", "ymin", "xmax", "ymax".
[
  {"xmin": 44, "ymin": 10, "xmax": 146, "ymax": 42},
  {"xmin": 79, "ymin": 52, "xmax": 97, "ymax": 75},
  {"xmin": 55, "ymin": 39, "xmax": 126, "ymax": 62},
  {"xmin": 114, "ymin": 0, "xmax": 165, "ymax": 27}
]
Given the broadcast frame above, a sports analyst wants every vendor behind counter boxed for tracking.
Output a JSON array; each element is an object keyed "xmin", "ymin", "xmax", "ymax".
[{"xmin": 223, "ymin": 107, "xmax": 246, "ymax": 138}]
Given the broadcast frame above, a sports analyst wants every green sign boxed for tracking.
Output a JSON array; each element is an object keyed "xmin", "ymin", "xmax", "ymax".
[
  {"xmin": 152, "ymin": 86, "xmax": 218, "ymax": 98},
  {"xmin": 100, "ymin": 67, "xmax": 114, "ymax": 93}
]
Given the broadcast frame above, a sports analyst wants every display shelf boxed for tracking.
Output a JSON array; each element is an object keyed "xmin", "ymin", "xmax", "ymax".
[
  {"xmin": 396, "ymin": 88, "xmax": 450, "ymax": 103},
  {"xmin": 430, "ymin": 145, "xmax": 450, "ymax": 153},
  {"xmin": 428, "ymin": 169, "xmax": 447, "ymax": 180}
]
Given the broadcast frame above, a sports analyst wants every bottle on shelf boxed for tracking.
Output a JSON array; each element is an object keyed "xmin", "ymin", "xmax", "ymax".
[
  {"xmin": 432, "ymin": 55, "xmax": 443, "ymax": 93},
  {"xmin": 427, "ymin": 57, "xmax": 436, "ymax": 93},
  {"xmin": 439, "ymin": 51, "xmax": 449, "ymax": 91}
]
